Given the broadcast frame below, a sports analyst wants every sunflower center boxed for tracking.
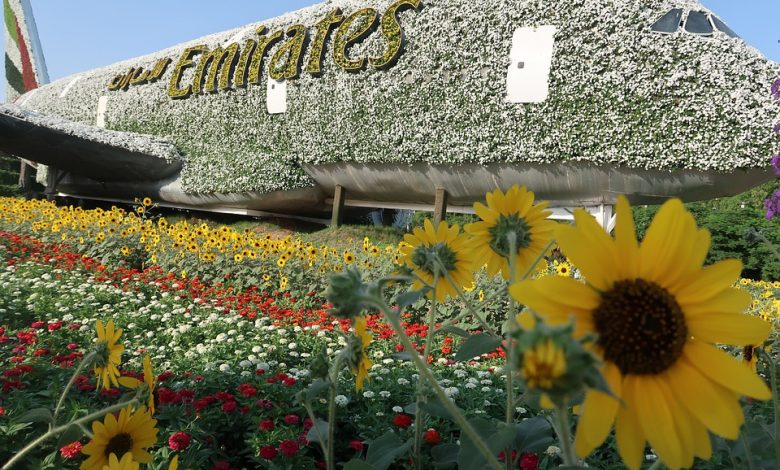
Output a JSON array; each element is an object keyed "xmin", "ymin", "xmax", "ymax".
[
  {"xmin": 488, "ymin": 215, "xmax": 532, "ymax": 258},
  {"xmin": 593, "ymin": 279, "xmax": 687, "ymax": 375},
  {"xmin": 104, "ymin": 432, "xmax": 134, "ymax": 458},
  {"xmin": 411, "ymin": 242, "xmax": 457, "ymax": 276}
]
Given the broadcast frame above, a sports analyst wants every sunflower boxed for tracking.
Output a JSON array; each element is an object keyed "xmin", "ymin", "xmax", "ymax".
[
  {"xmin": 465, "ymin": 185, "xmax": 556, "ymax": 280},
  {"xmin": 343, "ymin": 251, "xmax": 356, "ymax": 265},
  {"xmin": 119, "ymin": 355, "xmax": 156, "ymax": 414},
  {"xmin": 81, "ymin": 405, "xmax": 158, "ymax": 470},
  {"xmin": 101, "ymin": 452, "xmax": 139, "ymax": 470},
  {"xmin": 399, "ymin": 219, "xmax": 473, "ymax": 302},
  {"xmin": 554, "ymin": 261, "xmax": 571, "ymax": 277},
  {"xmin": 351, "ymin": 316, "xmax": 374, "ymax": 391},
  {"xmin": 94, "ymin": 320, "xmax": 125, "ymax": 390},
  {"xmin": 510, "ymin": 196, "xmax": 771, "ymax": 470},
  {"xmin": 142, "ymin": 197, "xmax": 153, "ymax": 207}
]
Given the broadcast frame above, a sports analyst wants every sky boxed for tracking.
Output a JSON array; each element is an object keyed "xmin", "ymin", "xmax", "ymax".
[{"xmin": 2, "ymin": 0, "xmax": 779, "ymax": 103}]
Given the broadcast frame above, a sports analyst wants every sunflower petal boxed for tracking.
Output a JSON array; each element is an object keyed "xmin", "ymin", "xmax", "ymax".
[
  {"xmin": 666, "ymin": 360, "xmax": 743, "ymax": 439},
  {"xmin": 574, "ymin": 362, "xmax": 621, "ymax": 458},
  {"xmin": 682, "ymin": 288, "xmax": 752, "ymax": 316},
  {"xmin": 613, "ymin": 196, "xmax": 639, "ymax": 279},
  {"xmin": 675, "ymin": 259, "xmax": 743, "ymax": 304},
  {"xmin": 630, "ymin": 375, "xmax": 683, "ymax": 470},
  {"xmin": 688, "ymin": 312, "xmax": 770, "ymax": 345},
  {"xmin": 615, "ymin": 387, "xmax": 645, "ymax": 470},
  {"xmin": 509, "ymin": 277, "xmax": 599, "ymax": 329},
  {"xmin": 555, "ymin": 220, "xmax": 615, "ymax": 291},
  {"xmin": 684, "ymin": 340, "xmax": 771, "ymax": 400}
]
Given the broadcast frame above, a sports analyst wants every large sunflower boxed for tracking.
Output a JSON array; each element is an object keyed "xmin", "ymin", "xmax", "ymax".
[
  {"xmin": 102, "ymin": 452, "xmax": 139, "ymax": 470},
  {"xmin": 94, "ymin": 320, "xmax": 124, "ymax": 390},
  {"xmin": 400, "ymin": 219, "xmax": 473, "ymax": 301},
  {"xmin": 119, "ymin": 355, "xmax": 156, "ymax": 414},
  {"xmin": 510, "ymin": 196, "xmax": 770, "ymax": 470},
  {"xmin": 81, "ymin": 405, "xmax": 158, "ymax": 470},
  {"xmin": 465, "ymin": 185, "xmax": 556, "ymax": 280}
]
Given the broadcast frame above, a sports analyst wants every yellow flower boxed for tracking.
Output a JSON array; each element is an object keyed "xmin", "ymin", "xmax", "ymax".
[
  {"xmin": 510, "ymin": 196, "xmax": 771, "ymax": 470},
  {"xmin": 80, "ymin": 405, "xmax": 158, "ymax": 470},
  {"xmin": 142, "ymin": 197, "xmax": 152, "ymax": 207},
  {"xmin": 555, "ymin": 261, "xmax": 571, "ymax": 277},
  {"xmin": 522, "ymin": 339, "xmax": 566, "ymax": 390},
  {"xmin": 465, "ymin": 185, "xmax": 556, "ymax": 280},
  {"xmin": 352, "ymin": 316, "xmax": 374, "ymax": 391},
  {"xmin": 119, "ymin": 355, "xmax": 156, "ymax": 414},
  {"xmin": 94, "ymin": 320, "xmax": 124, "ymax": 390},
  {"xmin": 120, "ymin": 246, "xmax": 130, "ymax": 257},
  {"xmin": 96, "ymin": 232, "xmax": 106, "ymax": 243},
  {"xmin": 101, "ymin": 452, "xmax": 139, "ymax": 470},
  {"xmin": 343, "ymin": 251, "xmax": 356, "ymax": 265},
  {"xmin": 136, "ymin": 206, "xmax": 145, "ymax": 215},
  {"xmin": 280, "ymin": 276, "xmax": 288, "ymax": 290},
  {"xmin": 168, "ymin": 455, "xmax": 179, "ymax": 470},
  {"xmin": 234, "ymin": 253, "xmax": 244, "ymax": 263},
  {"xmin": 478, "ymin": 289, "xmax": 485, "ymax": 302},
  {"xmin": 399, "ymin": 220, "xmax": 473, "ymax": 302}
]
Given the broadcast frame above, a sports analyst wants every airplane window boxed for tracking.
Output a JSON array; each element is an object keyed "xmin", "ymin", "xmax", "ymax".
[
  {"xmin": 711, "ymin": 15, "xmax": 739, "ymax": 38},
  {"xmin": 651, "ymin": 8, "xmax": 683, "ymax": 33},
  {"xmin": 684, "ymin": 11, "xmax": 713, "ymax": 35}
]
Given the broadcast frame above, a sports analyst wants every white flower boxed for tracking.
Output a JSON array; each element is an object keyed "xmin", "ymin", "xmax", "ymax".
[
  {"xmin": 334, "ymin": 395, "xmax": 349, "ymax": 407},
  {"xmin": 444, "ymin": 387, "xmax": 459, "ymax": 398},
  {"xmin": 379, "ymin": 391, "xmax": 391, "ymax": 398},
  {"xmin": 397, "ymin": 378, "xmax": 410, "ymax": 386},
  {"xmin": 545, "ymin": 446, "xmax": 561, "ymax": 457},
  {"xmin": 219, "ymin": 364, "xmax": 231, "ymax": 373},
  {"xmin": 363, "ymin": 391, "xmax": 375, "ymax": 399},
  {"xmin": 392, "ymin": 406, "xmax": 404, "ymax": 413}
]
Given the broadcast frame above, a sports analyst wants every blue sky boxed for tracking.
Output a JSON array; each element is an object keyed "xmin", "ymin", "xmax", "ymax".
[{"xmin": 3, "ymin": 0, "xmax": 779, "ymax": 103}]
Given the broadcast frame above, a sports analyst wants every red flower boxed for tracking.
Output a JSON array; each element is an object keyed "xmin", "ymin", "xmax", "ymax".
[
  {"xmin": 222, "ymin": 401, "xmax": 237, "ymax": 413},
  {"xmin": 283, "ymin": 377, "xmax": 297, "ymax": 387},
  {"xmin": 212, "ymin": 461, "xmax": 231, "ymax": 470},
  {"xmin": 259, "ymin": 445, "xmax": 278, "ymax": 460},
  {"xmin": 259, "ymin": 420, "xmax": 275, "ymax": 431},
  {"xmin": 66, "ymin": 343, "xmax": 79, "ymax": 350},
  {"xmin": 238, "ymin": 384, "xmax": 257, "ymax": 397},
  {"xmin": 279, "ymin": 439, "xmax": 299, "ymax": 458},
  {"xmin": 255, "ymin": 369, "xmax": 266, "ymax": 375},
  {"xmin": 168, "ymin": 432, "xmax": 191, "ymax": 452},
  {"xmin": 59, "ymin": 441, "xmax": 82, "ymax": 459},
  {"xmin": 423, "ymin": 428, "xmax": 441, "ymax": 445},
  {"xmin": 256, "ymin": 399, "xmax": 272, "ymax": 409},
  {"xmin": 393, "ymin": 414, "xmax": 413, "ymax": 428},
  {"xmin": 31, "ymin": 321, "xmax": 46, "ymax": 329},
  {"xmin": 283, "ymin": 414, "xmax": 300, "ymax": 426},
  {"xmin": 520, "ymin": 452, "xmax": 539, "ymax": 470},
  {"xmin": 47, "ymin": 321, "xmax": 63, "ymax": 332},
  {"xmin": 349, "ymin": 440, "xmax": 364, "ymax": 451},
  {"xmin": 158, "ymin": 371, "xmax": 174, "ymax": 382}
]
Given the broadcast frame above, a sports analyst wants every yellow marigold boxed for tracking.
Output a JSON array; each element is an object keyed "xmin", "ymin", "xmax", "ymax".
[{"xmin": 510, "ymin": 196, "xmax": 770, "ymax": 470}]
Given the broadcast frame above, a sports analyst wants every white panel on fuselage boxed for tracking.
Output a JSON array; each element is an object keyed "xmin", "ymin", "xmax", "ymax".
[
  {"xmin": 506, "ymin": 26, "xmax": 557, "ymax": 103},
  {"xmin": 267, "ymin": 78, "xmax": 287, "ymax": 114}
]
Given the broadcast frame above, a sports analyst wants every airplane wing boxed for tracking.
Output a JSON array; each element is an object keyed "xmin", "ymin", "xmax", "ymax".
[{"xmin": 0, "ymin": 103, "xmax": 182, "ymax": 182}]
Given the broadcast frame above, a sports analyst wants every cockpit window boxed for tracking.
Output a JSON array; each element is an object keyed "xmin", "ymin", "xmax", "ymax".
[
  {"xmin": 684, "ymin": 11, "xmax": 713, "ymax": 35},
  {"xmin": 711, "ymin": 15, "xmax": 738, "ymax": 38},
  {"xmin": 651, "ymin": 8, "xmax": 683, "ymax": 33}
]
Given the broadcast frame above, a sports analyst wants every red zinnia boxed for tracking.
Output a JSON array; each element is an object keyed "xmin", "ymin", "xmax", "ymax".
[
  {"xmin": 283, "ymin": 414, "xmax": 300, "ymax": 425},
  {"xmin": 423, "ymin": 428, "xmax": 441, "ymax": 445},
  {"xmin": 349, "ymin": 439, "xmax": 364, "ymax": 451},
  {"xmin": 222, "ymin": 401, "xmax": 237, "ymax": 413},
  {"xmin": 279, "ymin": 439, "xmax": 299, "ymax": 458},
  {"xmin": 259, "ymin": 445, "xmax": 278, "ymax": 460},
  {"xmin": 168, "ymin": 431, "xmax": 192, "ymax": 452},
  {"xmin": 259, "ymin": 420, "xmax": 275, "ymax": 431},
  {"xmin": 393, "ymin": 414, "xmax": 413, "ymax": 428},
  {"xmin": 520, "ymin": 452, "xmax": 540, "ymax": 470},
  {"xmin": 59, "ymin": 441, "xmax": 82, "ymax": 459}
]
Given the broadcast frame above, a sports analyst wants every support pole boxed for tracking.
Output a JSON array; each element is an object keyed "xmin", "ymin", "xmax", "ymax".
[
  {"xmin": 18, "ymin": 161, "xmax": 32, "ymax": 192},
  {"xmin": 331, "ymin": 185, "xmax": 346, "ymax": 228},
  {"xmin": 433, "ymin": 188, "xmax": 448, "ymax": 227}
]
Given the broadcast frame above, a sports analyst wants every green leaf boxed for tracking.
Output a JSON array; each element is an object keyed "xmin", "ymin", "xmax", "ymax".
[
  {"xmin": 431, "ymin": 443, "xmax": 459, "ymax": 468},
  {"xmin": 454, "ymin": 333, "xmax": 502, "ymax": 361},
  {"xmin": 306, "ymin": 418, "xmax": 329, "ymax": 446},
  {"xmin": 419, "ymin": 396, "xmax": 463, "ymax": 421},
  {"xmin": 458, "ymin": 419, "xmax": 515, "ymax": 470},
  {"xmin": 395, "ymin": 290, "xmax": 425, "ymax": 310},
  {"xmin": 366, "ymin": 432, "xmax": 413, "ymax": 470},
  {"xmin": 515, "ymin": 416, "xmax": 554, "ymax": 453},
  {"xmin": 343, "ymin": 459, "xmax": 374, "ymax": 470},
  {"xmin": 16, "ymin": 408, "xmax": 53, "ymax": 424},
  {"xmin": 55, "ymin": 423, "xmax": 85, "ymax": 448},
  {"xmin": 296, "ymin": 379, "xmax": 329, "ymax": 403},
  {"xmin": 436, "ymin": 325, "xmax": 469, "ymax": 338}
]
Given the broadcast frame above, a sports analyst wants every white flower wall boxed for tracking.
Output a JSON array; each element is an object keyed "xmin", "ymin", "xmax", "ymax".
[{"xmin": 16, "ymin": 0, "xmax": 780, "ymax": 195}]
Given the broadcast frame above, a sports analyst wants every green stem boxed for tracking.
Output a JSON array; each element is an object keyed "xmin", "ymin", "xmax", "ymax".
[
  {"xmin": 759, "ymin": 348, "xmax": 780, "ymax": 465},
  {"xmin": 553, "ymin": 404, "xmax": 578, "ymax": 467},
  {"xmin": 326, "ymin": 355, "xmax": 343, "ymax": 470},
  {"xmin": 2, "ymin": 399, "xmax": 138, "ymax": 470},
  {"xmin": 53, "ymin": 351, "xmax": 96, "ymax": 425},
  {"xmin": 302, "ymin": 402, "xmax": 329, "ymax": 462},
  {"xmin": 646, "ymin": 459, "xmax": 664, "ymax": 470},
  {"xmin": 740, "ymin": 431, "xmax": 757, "ymax": 470},
  {"xmin": 367, "ymin": 297, "xmax": 504, "ymax": 470},
  {"xmin": 505, "ymin": 234, "xmax": 518, "ymax": 470},
  {"xmin": 415, "ymin": 275, "xmax": 439, "ymax": 470}
]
